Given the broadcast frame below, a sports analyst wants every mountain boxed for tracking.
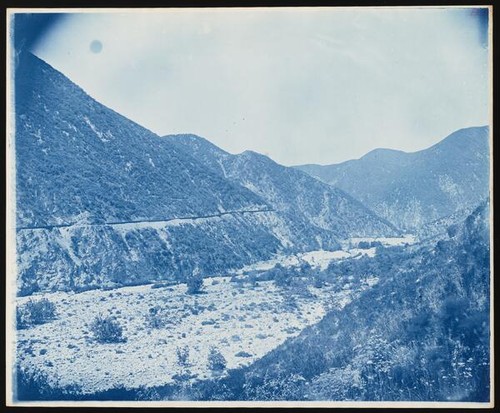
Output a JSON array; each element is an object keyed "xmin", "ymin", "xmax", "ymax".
[
  {"xmin": 14, "ymin": 53, "xmax": 342, "ymax": 294},
  {"xmin": 295, "ymin": 127, "xmax": 490, "ymax": 230},
  {"xmin": 15, "ymin": 54, "xmax": 266, "ymax": 228},
  {"xmin": 415, "ymin": 203, "xmax": 481, "ymax": 242},
  {"xmin": 180, "ymin": 201, "xmax": 490, "ymax": 401},
  {"xmin": 167, "ymin": 134, "xmax": 399, "ymax": 239}
]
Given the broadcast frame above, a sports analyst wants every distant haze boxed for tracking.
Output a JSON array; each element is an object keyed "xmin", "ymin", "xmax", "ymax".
[{"xmin": 28, "ymin": 7, "xmax": 490, "ymax": 166}]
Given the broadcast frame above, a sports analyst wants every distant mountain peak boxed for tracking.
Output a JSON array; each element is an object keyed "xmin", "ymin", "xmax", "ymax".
[
  {"xmin": 424, "ymin": 125, "xmax": 489, "ymax": 154},
  {"xmin": 360, "ymin": 147, "xmax": 407, "ymax": 161},
  {"xmin": 171, "ymin": 133, "xmax": 400, "ymax": 239},
  {"xmin": 295, "ymin": 126, "xmax": 490, "ymax": 230}
]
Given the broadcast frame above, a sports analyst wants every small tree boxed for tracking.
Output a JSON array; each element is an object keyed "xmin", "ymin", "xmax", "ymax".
[
  {"xmin": 186, "ymin": 272, "xmax": 204, "ymax": 294},
  {"xmin": 207, "ymin": 346, "xmax": 227, "ymax": 372},
  {"xmin": 90, "ymin": 314, "xmax": 125, "ymax": 343}
]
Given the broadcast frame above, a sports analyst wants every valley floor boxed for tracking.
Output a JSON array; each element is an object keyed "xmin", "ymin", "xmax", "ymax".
[{"xmin": 13, "ymin": 237, "xmax": 414, "ymax": 396}]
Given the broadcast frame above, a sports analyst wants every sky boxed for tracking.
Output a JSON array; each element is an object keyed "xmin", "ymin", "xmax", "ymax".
[{"xmin": 21, "ymin": 7, "xmax": 490, "ymax": 166}]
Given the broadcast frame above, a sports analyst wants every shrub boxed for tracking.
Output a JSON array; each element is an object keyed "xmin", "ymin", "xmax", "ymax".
[
  {"xmin": 358, "ymin": 241, "xmax": 371, "ymax": 249},
  {"xmin": 196, "ymin": 378, "xmax": 234, "ymax": 401},
  {"xmin": 313, "ymin": 273, "xmax": 325, "ymax": 288},
  {"xmin": 145, "ymin": 306, "xmax": 168, "ymax": 329},
  {"xmin": 90, "ymin": 314, "xmax": 125, "ymax": 343},
  {"xmin": 289, "ymin": 278, "xmax": 314, "ymax": 298},
  {"xmin": 273, "ymin": 264, "xmax": 291, "ymax": 287},
  {"xmin": 235, "ymin": 351, "xmax": 252, "ymax": 358},
  {"xmin": 243, "ymin": 370, "xmax": 307, "ymax": 401},
  {"xmin": 298, "ymin": 260, "xmax": 312, "ymax": 274},
  {"xmin": 16, "ymin": 365, "xmax": 52, "ymax": 399},
  {"xmin": 186, "ymin": 273, "xmax": 204, "ymax": 294},
  {"xmin": 15, "ymin": 364, "xmax": 82, "ymax": 401},
  {"xmin": 176, "ymin": 345, "xmax": 190, "ymax": 366},
  {"xmin": 17, "ymin": 298, "xmax": 56, "ymax": 329},
  {"xmin": 447, "ymin": 224, "xmax": 459, "ymax": 239},
  {"xmin": 16, "ymin": 307, "xmax": 29, "ymax": 330},
  {"xmin": 207, "ymin": 347, "xmax": 227, "ymax": 371},
  {"xmin": 283, "ymin": 294, "xmax": 298, "ymax": 310}
]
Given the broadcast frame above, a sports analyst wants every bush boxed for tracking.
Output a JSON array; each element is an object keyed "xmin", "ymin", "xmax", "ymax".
[
  {"xmin": 273, "ymin": 264, "xmax": 291, "ymax": 287},
  {"xmin": 313, "ymin": 273, "xmax": 325, "ymax": 288},
  {"xmin": 15, "ymin": 364, "xmax": 82, "ymax": 401},
  {"xmin": 358, "ymin": 241, "xmax": 371, "ymax": 249},
  {"xmin": 17, "ymin": 307, "xmax": 29, "ymax": 330},
  {"xmin": 283, "ymin": 294, "xmax": 298, "ymax": 310},
  {"xmin": 145, "ymin": 306, "xmax": 168, "ymax": 329},
  {"xmin": 17, "ymin": 298, "xmax": 56, "ymax": 329},
  {"xmin": 207, "ymin": 347, "xmax": 227, "ymax": 371},
  {"xmin": 90, "ymin": 314, "xmax": 125, "ymax": 343},
  {"xmin": 235, "ymin": 351, "xmax": 252, "ymax": 358},
  {"xmin": 298, "ymin": 260, "xmax": 312, "ymax": 274},
  {"xmin": 289, "ymin": 278, "xmax": 314, "ymax": 298},
  {"xmin": 15, "ymin": 365, "xmax": 52, "ymax": 400},
  {"xmin": 176, "ymin": 345, "xmax": 190, "ymax": 366},
  {"xmin": 243, "ymin": 370, "xmax": 307, "ymax": 401},
  {"xmin": 186, "ymin": 273, "xmax": 204, "ymax": 294}
]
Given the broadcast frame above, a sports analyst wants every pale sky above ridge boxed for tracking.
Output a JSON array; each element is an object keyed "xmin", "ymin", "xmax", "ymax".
[{"xmin": 25, "ymin": 7, "xmax": 490, "ymax": 166}]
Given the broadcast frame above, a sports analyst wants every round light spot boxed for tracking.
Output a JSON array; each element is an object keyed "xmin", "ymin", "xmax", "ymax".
[{"xmin": 90, "ymin": 40, "xmax": 103, "ymax": 54}]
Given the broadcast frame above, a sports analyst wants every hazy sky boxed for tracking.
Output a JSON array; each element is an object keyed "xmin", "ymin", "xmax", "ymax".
[{"xmin": 28, "ymin": 7, "xmax": 490, "ymax": 166}]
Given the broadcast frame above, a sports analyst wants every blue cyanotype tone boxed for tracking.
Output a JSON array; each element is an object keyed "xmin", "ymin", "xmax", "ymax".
[
  {"xmin": 29, "ymin": 8, "xmax": 490, "ymax": 166},
  {"xmin": 9, "ymin": 8, "xmax": 491, "ymax": 405},
  {"xmin": 13, "ymin": 13, "xmax": 68, "ymax": 53},
  {"xmin": 295, "ymin": 126, "xmax": 490, "ymax": 231}
]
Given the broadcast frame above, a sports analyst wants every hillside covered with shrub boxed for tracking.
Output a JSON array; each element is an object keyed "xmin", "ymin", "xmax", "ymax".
[{"xmin": 159, "ymin": 202, "xmax": 490, "ymax": 402}]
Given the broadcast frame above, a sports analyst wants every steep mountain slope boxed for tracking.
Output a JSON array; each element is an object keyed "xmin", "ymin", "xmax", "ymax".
[
  {"xmin": 15, "ymin": 53, "xmax": 266, "ymax": 228},
  {"xmin": 296, "ymin": 127, "xmax": 490, "ymax": 230},
  {"xmin": 178, "ymin": 201, "xmax": 490, "ymax": 402},
  {"xmin": 13, "ymin": 53, "xmax": 340, "ymax": 294},
  {"xmin": 168, "ymin": 134, "xmax": 399, "ymax": 239},
  {"xmin": 415, "ymin": 203, "xmax": 480, "ymax": 242}
]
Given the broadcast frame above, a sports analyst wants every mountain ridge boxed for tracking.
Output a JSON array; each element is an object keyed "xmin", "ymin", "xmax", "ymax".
[
  {"xmin": 167, "ymin": 134, "xmax": 399, "ymax": 239},
  {"xmin": 15, "ymin": 53, "xmax": 276, "ymax": 230},
  {"xmin": 295, "ymin": 126, "xmax": 490, "ymax": 230},
  {"xmin": 15, "ymin": 53, "xmax": 342, "ymax": 294}
]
